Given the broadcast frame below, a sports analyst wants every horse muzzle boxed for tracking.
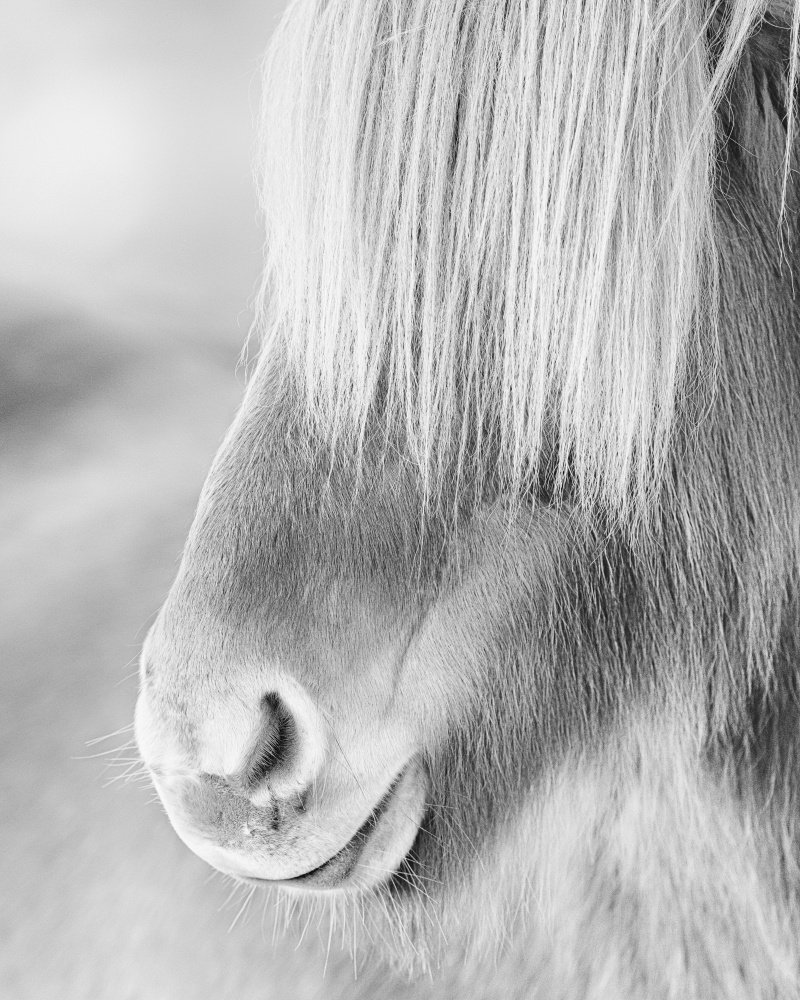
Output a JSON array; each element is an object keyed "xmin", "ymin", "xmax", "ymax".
[{"xmin": 135, "ymin": 674, "xmax": 428, "ymax": 893}]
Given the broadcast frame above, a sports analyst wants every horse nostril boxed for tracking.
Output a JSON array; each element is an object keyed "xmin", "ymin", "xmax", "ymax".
[{"xmin": 244, "ymin": 693, "xmax": 296, "ymax": 788}]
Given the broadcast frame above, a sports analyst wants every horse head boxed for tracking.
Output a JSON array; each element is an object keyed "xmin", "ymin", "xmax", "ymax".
[{"xmin": 136, "ymin": 1, "xmax": 800, "ymax": 991}]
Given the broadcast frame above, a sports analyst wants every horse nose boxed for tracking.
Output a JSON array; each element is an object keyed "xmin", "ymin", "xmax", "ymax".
[
  {"xmin": 137, "ymin": 670, "xmax": 328, "ymax": 807},
  {"xmin": 210, "ymin": 683, "xmax": 328, "ymax": 804}
]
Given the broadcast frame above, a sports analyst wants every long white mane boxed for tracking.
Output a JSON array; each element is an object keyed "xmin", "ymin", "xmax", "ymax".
[{"xmin": 256, "ymin": 0, "xmax": 798, "ymax": 521}]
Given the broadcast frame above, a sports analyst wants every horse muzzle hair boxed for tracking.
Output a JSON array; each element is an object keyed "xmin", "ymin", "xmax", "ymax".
[
  {"xmin": 134, "ymin": 356, "xmax": 571, "ymax": 915},
  {"xmin": 134, "ymin": 361, "xmax": 457, "ymax": 899},
  {"xmin": 134, "ymin": 409, "xmax": 434, "ymax": 893}
]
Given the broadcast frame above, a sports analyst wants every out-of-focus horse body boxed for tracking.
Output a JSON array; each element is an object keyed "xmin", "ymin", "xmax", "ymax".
[{"xmin": 137, "ymin": 2, "xmax": 800, "ymax": 996}]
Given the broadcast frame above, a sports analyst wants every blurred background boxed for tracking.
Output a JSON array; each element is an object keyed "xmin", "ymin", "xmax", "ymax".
[
  {"xmin": 0, "ymin": 3, "xmax": 448, "ymax": 997},
  {"xmin": 0, "ymin": 0, "xmax": 271, "ymax": 334}
]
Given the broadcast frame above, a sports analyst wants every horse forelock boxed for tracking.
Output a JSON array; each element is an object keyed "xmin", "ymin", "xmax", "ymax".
[{"xmin": 254, "ymin": 0, "xmax": 798, "ymax": 528}]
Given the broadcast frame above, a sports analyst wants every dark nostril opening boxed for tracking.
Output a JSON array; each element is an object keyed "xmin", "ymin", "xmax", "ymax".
[{"xmin": 244, "ymin": 693, "xmax": 295, "ymax": 788}]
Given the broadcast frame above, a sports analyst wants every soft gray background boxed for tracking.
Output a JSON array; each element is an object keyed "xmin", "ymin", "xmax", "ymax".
[{"xmin": 0, "ymin": 3, "xmax": 446, "ymax": 997}]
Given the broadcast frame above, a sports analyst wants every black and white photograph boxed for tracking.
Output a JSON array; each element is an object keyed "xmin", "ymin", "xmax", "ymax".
[{"xmin": 3, "ymin": 2, "xmax": 800, "ymax": 998}]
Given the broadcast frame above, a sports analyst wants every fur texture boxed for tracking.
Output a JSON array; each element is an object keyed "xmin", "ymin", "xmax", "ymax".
[{"xmin": 256, "ymin": 0, "xmax": 797, "ymax": 523}]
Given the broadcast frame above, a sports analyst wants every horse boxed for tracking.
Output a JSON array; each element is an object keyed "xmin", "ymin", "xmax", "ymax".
[{"xmin": 135, "ymin": 1, "xmax": 800, "ymax": 996}]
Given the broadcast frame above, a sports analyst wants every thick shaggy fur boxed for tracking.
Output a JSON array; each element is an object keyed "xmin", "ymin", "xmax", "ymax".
[{"xmin": 147, "ymin": 2, "xmax": 800, "ymax": 997}]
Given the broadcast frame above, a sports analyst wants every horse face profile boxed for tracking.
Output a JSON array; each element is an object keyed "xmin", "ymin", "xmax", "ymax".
[{"xmin": 136, "ymin": 1, "xmax": 800, "ymax": 993}]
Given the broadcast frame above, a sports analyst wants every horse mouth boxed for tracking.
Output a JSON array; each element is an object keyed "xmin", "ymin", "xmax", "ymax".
[{"xmin": 242, "ymin": 761, "xmax": 426, "ymax": 892}]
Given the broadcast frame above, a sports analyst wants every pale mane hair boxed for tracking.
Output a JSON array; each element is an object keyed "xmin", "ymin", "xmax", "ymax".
[{"xmin": 255, "ymin": 0, "xmax": 799, "ymax": 523}]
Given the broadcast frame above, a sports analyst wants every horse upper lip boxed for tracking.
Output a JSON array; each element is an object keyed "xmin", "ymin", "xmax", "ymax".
[{"xmin": 243, "ymin": 768, "xmax": 409, "ymax": 889}]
